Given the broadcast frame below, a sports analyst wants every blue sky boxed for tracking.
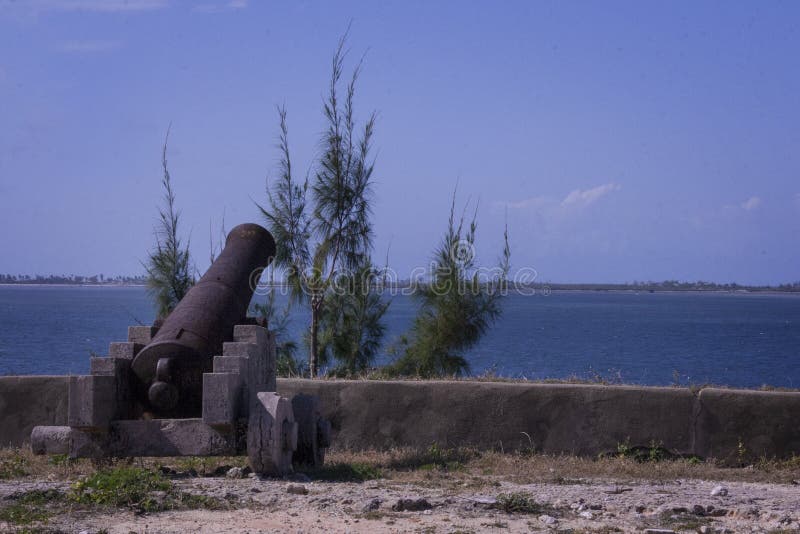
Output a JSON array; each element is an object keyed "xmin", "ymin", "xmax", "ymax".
[{"xmin": 0, "ymin": 0, "xmax": 798, "ymax": 284}]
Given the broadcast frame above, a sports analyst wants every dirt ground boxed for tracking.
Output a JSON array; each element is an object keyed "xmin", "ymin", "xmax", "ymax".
[{"xmin": 1, "ymin": 447, "xmax": 799, "ymax": 533}]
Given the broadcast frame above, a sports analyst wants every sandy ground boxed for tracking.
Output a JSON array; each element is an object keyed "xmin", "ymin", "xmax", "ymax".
[{"xmin": 3, "ymin": 473, "xmax": 799, "ymax": 533}]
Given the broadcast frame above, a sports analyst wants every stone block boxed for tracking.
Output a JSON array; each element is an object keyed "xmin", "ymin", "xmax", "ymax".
[
  {"xmin": 223, "ymin": 341, "xmax": 260, "ymax": 359},
  {"xmin": 68, "ymin": 375, "xmax": 117, "ymax": 429},
  {"xmin": 108, "ymin": 342, "xmax": 143, "ymax": 359},
  {"xmin": 247, "ymin": 392, "xmax": 296, "ymax": 476},
  {"xmin": 223, "ymin": 335, "xmax": 276, "ymax": 391},
  {"xmin": 90, "ymin": 356, "xmax": 130, "ymax": 377},
  {"xmin": 233, "ymin": 324, "xmax": 268, "ymax": 346},
  {"xmin": 89, "ymin": 357, "xmax": 131, "ymax": 419},
  {"xmin": 31, "ymin": 420, "xmax": 239, "ymax": 458},
  {"xmin": 213, "ymin": 355, "xmax": 249, "ymax": 375},
  {"xmin": 128, "ymin": 325, "xmax": 157, "ymax": 345},
  {"xmin": 202, "ymin": 372, "xmax": 242, "ymax": 429}
]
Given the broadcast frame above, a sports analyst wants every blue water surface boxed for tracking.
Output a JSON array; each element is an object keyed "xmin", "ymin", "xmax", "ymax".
[{"xmin": 0, "ymin": 286, "xmax": 798, "ymax": 388}]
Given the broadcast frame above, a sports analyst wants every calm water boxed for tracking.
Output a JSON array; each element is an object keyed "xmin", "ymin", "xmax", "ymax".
[{"xmin": 0, "ymin": 286, "xmax": 798, "ymax": 388}]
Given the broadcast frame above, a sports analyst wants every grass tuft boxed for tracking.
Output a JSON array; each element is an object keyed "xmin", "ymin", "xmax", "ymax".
[
  {"xmin": 0, "ymin": 449, "xmax": 29, "ymax": 479},
  {"xmin": 305, "ymin": 461, "xmax": 382, "ymax": 482},
  {"xmin": 493, "ymin": 492, "xmax": 553, "ymax": 514},
  {"xmin": 0, "ymin": 489, "xmax": 64, "ymax": 526},
  {"xmin": 69, "ymin": 466, "xmax": 171, "ymax": 512}
]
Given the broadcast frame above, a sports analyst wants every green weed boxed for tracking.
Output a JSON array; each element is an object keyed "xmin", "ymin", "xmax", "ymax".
[
  {"xmin": 493, "ymin": 492, "xmax": 552, "ymax": 514},
  {"xmin": 305, "ymin": 462, "xmax": 382, "ymax": 482},
  {"xmin": 69, "ymin": 466, "xmax": 171, "ymax": 512}
]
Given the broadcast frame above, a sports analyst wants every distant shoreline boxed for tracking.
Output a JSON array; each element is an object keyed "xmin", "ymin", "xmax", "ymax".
[
  {"xmin": 1, "ymin": 283, "xmax": 798, "ymax": 296},
  {"xmin": 0, "ymin": 283, "xmax": 146, "ymax": 288}
]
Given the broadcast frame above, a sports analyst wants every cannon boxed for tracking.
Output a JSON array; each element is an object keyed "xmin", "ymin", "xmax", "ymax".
[
  {"xmin": 31, "ymin": 223, "xmax": 330, "ymax": 475},
  {"xmin": 133, "ymin": 223, "xmax": 275, "ymax": 417}
]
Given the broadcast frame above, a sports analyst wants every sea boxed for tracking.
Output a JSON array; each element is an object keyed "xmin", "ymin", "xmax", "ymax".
[{"xmin": 0, "ymin": 285, "xmax": 798, "ymax": 388}]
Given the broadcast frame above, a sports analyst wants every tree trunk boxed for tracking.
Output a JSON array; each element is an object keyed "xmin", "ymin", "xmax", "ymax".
[{"xmin": 309, "ymin": 295, "xmax": 320, "ymax": 378}]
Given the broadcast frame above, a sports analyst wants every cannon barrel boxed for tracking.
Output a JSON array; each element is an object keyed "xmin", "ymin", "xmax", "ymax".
[{"xmin": 132, "ymin": 223, "xmax": 275, "ymax": 416}]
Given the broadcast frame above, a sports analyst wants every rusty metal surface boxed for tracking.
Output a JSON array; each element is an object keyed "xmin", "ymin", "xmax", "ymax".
[{"xmin": 132, "ymin": 223, "xmax": 275, "ymax": 417}]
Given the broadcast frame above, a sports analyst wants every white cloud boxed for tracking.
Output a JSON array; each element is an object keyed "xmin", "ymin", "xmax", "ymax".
[
  {"xmin": 193, "ymin": 0, "xmax": 248, "ymax": 13},
  {"xmin": 23, "ymin": 0, "xmax": 168, "ymax": 13},
  {"xmin": 58, "ymin": 40, "xmax": 121, "ymax": 53},
  {"xmin": 495, "ymin": 182, "xmax": 621, "ymax": 212},
  {"xmin": 561, "ymin": 183, "xmax": 621, "ymax": 208},
  {"xmin": 740, "ymin": 196, "xmax": 762, "ymax": 211}
]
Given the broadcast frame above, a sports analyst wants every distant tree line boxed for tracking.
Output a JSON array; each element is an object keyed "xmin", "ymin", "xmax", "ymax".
[
  {"xmin": 517, "ymin": 280, "xmax": 800, "ymax": 292},
  {"xmin": 0, "ymin": 274, "xmax": 147, "ymax": 285}
]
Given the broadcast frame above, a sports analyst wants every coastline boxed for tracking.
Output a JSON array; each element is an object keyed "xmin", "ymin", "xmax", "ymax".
[
  {"xmin": 1, "ymin": 283, "xmax": 797, "ymax": 296},
  {"xmin": 0, "ymin": 283, "xmax": 146, "ymax": 288}
]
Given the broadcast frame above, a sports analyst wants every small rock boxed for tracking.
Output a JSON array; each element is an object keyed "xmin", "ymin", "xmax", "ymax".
[
  {"xmin": 671, "ymin": 506, "xmax": 688, "ymax": 513},
  {"xmin": 392, "ymin": 498, "xmax": 432, "ymax": 512},
  {"xmin": 469, "ymin": 496, "xmax": 497, "ymax": 508},
  {"xmin": 539, "ymin": 514, "xmax": 558, "ymax": 525},
  {"xmin": 226, "ymin": 467, "xmax": 245, "ymax": 479},
  {"xmin": 286, "ymin": 484, "xmax": 309, "ymax": 495},
  {"xmin": 362, "ymin": 498, "xmax": 382, "ymax": 512},
  {"xmin": 710, "ymin": 485, "xmax": 729, "ymax": 497},
  {"xmin": 578, "ymin": 511, "xmax": 593, "ymax": 519},
  {"xmin": 635, "ymin": 504, "xmax": 646, "ymax": 513},
  {"xmin": 692, "ymin": 504, "xmax": 706, "ymax": 515},
  {"xmin": 589, "ymin": 503, "xmax": 603, "ymax": 510}
]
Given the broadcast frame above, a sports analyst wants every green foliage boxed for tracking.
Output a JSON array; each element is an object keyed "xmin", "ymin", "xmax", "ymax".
[
  {"xmin": 175, "ymin": 492, "xmax": 230, "ymax": 511},
  {"xmin": 493, "ymin": 492, "xmax": 549, "ymax": 514},
  {"xmin": 0, "ymin": 503, "xmax": 50, "ymax": 526},
  {"xmin": 144, "ymin": 126, "xmax": 194, "ymax": 319},
  {"xmin": 68, "ymin": 466, "xmax": 229, "ymax": 514},
  {"xmin": 0, "ymin": 489, "xmax": 61, "ymax": 525},
  {"xmin": 47, "ymin": 453, "xmax": 73, "ymax": 467},
  {"xmin": 387, "ymin": 444, "xmax": 479, "ymax": 471},
  {"xmin": 253, "ymin": 267, "xmax": 305, "ymax": 377},
  {"xmin": 614, "ymin": 438, "xmax": 675, "ymax": 462},
  {"xmin": 306, "ymin": 461, "xmax": 382, "ymax": 482},
  {"xmin": 0, "ymin": 449, "xmax": 28, "ymax": 479},
  {"xmin": 321, "ymin": 263, "xmax": 390, "ymax": 376},
  {"xmin": 258, "ymin": 30, "xmax": 381, "ymax": 376},
  {"xmin": 69, "ymin": 467, "xmax": 171, "ymax": 512},
  {"xmin": 389, "ymin": 191, "xmax": 510, "ymax": 377}
]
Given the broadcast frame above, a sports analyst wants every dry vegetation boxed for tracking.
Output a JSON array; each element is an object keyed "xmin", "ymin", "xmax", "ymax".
[{"xmin": 1, "ymin": 445, "xmax": 799, "ymax": 533}]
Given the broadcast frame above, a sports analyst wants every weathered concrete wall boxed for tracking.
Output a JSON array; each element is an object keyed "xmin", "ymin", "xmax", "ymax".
[
  {"xmin": 276, "ymin": 380, "xmax": 697, "ymax": 456},
  {"xmin": 1, "ymin": 376, "xmax": 799, "ymax": 460},
  {"xmin": 0, "ymin": 376, "xmax": 68, "ymax": 447},
  {"xmin": 694, "ymin": 388, "xmax": 800, "ymax": 460}
]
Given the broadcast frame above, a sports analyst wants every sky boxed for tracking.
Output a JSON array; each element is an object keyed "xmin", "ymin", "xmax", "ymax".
[{"xmin": 0, "ymin": 0, "xmax": 798, "ymax": 285}]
